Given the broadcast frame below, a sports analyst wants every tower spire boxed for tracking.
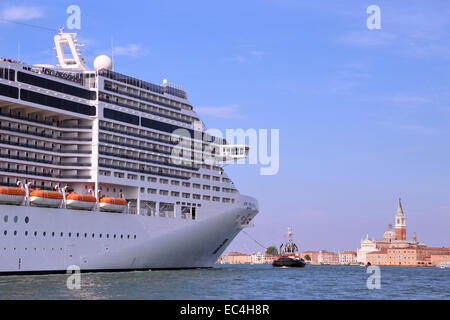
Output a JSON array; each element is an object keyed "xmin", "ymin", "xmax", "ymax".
[
  {"xmin": 395, "ymin": 198, "xmax": 406, "ymax": 241},
  {"xmin": 397, "ymin": 198, "xmax": 403, "ymax": 215}
]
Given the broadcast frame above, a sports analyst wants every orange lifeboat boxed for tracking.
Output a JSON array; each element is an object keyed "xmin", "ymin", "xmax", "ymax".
[
  {"xmin": 29, "ymin": 188, "xmax": 63, "ymax": 208},
  {"xmin": 0, "ymin": 186, "xmax": 25, "ymax": 205},
  {"xmin": 99, "ymin": 195, "xmax": 127, "ymax": 213},
  {"xmin": 66, "ymin": 192, "xmax": 96, "ymax": 210}
]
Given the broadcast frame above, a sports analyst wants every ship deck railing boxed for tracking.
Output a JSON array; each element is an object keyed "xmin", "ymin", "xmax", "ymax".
[
  {"xmin": 98, "ymin": 125, "xmax": 177, "ymax": 145},
  {"xmin": 0, "ymin": 112, "xmax": 91, "ymax": 130},
  {"xmin": 99, "ymin": 96, "xmax": 192, "ymax": 124}
]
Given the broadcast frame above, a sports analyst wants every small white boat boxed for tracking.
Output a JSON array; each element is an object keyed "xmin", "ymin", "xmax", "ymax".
[{"xmin": 436, "ymin": 262, "xmax": 449, "ymax": 269}]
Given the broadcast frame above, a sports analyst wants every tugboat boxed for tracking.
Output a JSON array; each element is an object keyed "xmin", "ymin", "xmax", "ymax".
[{"xmin": 272, "ymin": 227, "xmax": 306, "ymax": 268}]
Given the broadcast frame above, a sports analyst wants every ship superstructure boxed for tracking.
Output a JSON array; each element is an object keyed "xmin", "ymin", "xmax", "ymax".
[{"xmin": 0, "ymin": 30, "xmax": 258, "ymax": 274}]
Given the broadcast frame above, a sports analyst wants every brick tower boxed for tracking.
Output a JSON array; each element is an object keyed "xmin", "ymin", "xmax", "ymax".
[{"xmin": 395, "ymin": 198, "xmax": 406, "ymax": 241}]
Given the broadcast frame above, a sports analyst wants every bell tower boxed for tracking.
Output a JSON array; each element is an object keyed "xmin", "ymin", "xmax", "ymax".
[{"xmin": 395, "ymin": 198, "xmax": 406, "ymax": 240}]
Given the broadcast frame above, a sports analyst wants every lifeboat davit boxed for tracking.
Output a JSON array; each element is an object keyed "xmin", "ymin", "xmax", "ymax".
[
  {"xmin": 0, "ymin": 186, "xmax": 25, "ymax": 205},
  {"xmin": 30, "ymin": 189, "xmax": 63, "ymax": 208},
  {"xmin": 66, "ymin": 192, "xmax": 96, "ymax": 210},
  {"xmin": 99, "ymin": 195, "xmax": 127, "ymax": 213}
]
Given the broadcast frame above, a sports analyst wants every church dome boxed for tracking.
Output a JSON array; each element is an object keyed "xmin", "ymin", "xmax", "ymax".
[{"xmin": 383, "ymin": 224, "xmax": 395, "ymax": 241}]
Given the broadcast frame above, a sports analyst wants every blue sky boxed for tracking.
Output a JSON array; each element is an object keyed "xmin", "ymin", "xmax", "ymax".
[{"xmin": 1, "ymin": 1, "xmax": 449, "ymax": 252}]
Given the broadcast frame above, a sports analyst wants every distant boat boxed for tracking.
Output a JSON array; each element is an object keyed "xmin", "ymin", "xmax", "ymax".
[
  {"xmin": 436, "ymin": 262, "xmax": 449, "ymax": 269},
  {"xmin": 272, "ymin": 227, "xmax": 306, "ymax": 268}
]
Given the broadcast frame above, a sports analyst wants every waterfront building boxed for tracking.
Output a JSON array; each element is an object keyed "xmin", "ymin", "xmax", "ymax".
[
  {"xmin": 366, "ymin": 246, "xmax": 450, "ymax": 266},
  {"xmin": 318, "ymin": 250, "xmax": 339, "ymax": 265},
  {"xmin": 218, "ymin": 252, "xmax": 252, "ymax": 264},
  {"xmin": 251, "ymin": 252, "xmax": 265, "ymax": 264},
  {"xmin": 356, "ymin": 235, "xmax": 378, "ymax": 265},
  {"xmin": 339, "ymin": 251, "xmax": 357, "ymax": 265},
  {"xmin": 300, "ymin": 251, "xmax": 320, "ymax": 264},
  {"xmin": 264, "ymin": 253, "xmax": 278, "ymax": 265},
  {"xmin": 360, "ymin": 199, "xmax": 449, "ymax": 266}
]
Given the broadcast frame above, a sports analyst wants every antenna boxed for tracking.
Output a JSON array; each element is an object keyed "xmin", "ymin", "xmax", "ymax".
[
  {"xmin": 17, "ymin": 41, "xmax": 20, "ymax": 61},
  {"xmin": 111, "ymin": 35, "xmax": 115, "ymax": 71}
]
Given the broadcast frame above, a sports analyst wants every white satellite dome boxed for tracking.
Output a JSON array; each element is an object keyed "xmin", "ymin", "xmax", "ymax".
[{"xmin": 94, "ymin": 55, "xmax": 113, "ymax": 71}]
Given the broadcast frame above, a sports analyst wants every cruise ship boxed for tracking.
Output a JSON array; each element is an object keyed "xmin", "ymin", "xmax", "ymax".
[{"xmin": 0, "ymin": 29, "xmax": 258, "ymax": 274}]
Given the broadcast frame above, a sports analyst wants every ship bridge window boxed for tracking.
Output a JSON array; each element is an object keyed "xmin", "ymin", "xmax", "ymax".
[
  {"xmin": 104, "ymin": 108, "xmax": 139, "ymax": 125},
  {"xmin": 20, "ymin": 89, "xmax": 95, "ymax": 116},
  {"xmin": 0, "ymin": 83, "xmax": 19, "ymax": 99},
  {"xmin": 17, "ymin": 72, "xmax": 96, "ymax": 100},
  {"xmin": 0, "ymin": 68, "xmax": 15, "ymax": 80}
]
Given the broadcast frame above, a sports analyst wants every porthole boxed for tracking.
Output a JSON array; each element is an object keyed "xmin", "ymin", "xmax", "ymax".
[
  {"xmin": 84, "ymin": 233, "xmax": 87, "ymax": 238},
  {"xmin": 43, "ymin": 232, "xmax": 46, "ymax": 236},
  {"xmin": 134, "ymin": 235, "xmax": 136, "ymax": 239},
  {"xmin": 3, "ymin": 230, "xmax": 7, "ymax": 236},
  {"xmin": 3, "ymin": 216, "xmax": 8, "ymax": 223},
  {"xmin": 13, "ymin": 216, "xmax": 18, "ymax": 223},
  {"xmin": 120, "ymin": 234, "xmax": 123, "ymax": 239},
  {"xmin": 99, "ymin": 234, "xmax": 102, "ymax": 238},
  {"xmin": 127, "ymin": 235, "xmax": 130, "ymax": 239},
  {"xmin": 52, "ymin": 232, "xmax": 55, "ymax": 237},
  {"xmin": 114, "ymin": 234, "xmax": 116, "ymax": 239},
  {"xmin": 60, "ymin": 232, "xmax": 63, "ymax": 237},
  {"xmin": 34, "ymin": 231, "xmax": 37, "ymax": 236},
  {"xmin": 107, "ymin": 234, "xmax": 110, "ymax": 238},
  {"xmin": 92, "ymin": 233, "xmax": 95, "ymax": 238},
  {"xmin": 68, "ymin": 232, "xmax": 72, "ymax": 237},
  {"xmin": 25, "ymin": 217, "xmax": 29, "ymax": 224},
  {"xmin": 14, "ymin": 231, "xmax": 17, "ymax": 236},
  {"xmin": 76, "ymin": 233, "xmax": 80, "ymax": 238},
  {"xmin": 25, "ymin": 231, "xmax": 28, "ymax": 236}
]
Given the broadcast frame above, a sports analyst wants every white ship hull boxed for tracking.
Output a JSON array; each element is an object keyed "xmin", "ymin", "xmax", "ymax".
[{"xmin": 0, "ymin": 197, "xmax": 258, "ymax": 274}]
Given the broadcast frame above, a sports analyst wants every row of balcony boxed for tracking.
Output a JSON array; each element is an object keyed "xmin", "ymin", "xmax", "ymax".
[
  {"xmin": 99, "ymin": 163, "xmax": 190, "ymax": 180},
  {"xmin": 99, "ymin": 138, "xmax": 172, "ymax": 155},
  {"xmin": 103, "ymin": 85, "xmax": 183, "ymax": 111},
  {"xmin": 99, "ymin": 95, "xmax": 192, "ymax": 124},
  {"xmin": 0, "ymin": 167, "xmax": 91, "ymax": 180},
  {"xmin": 0, "ymin": 111, "xmax": 92, "ymax": 129},
  {"xmin": 0, "ymin": 139, "xmax": 92, "ymax": 154},
  {"xmin": 99, "ymin": 125, "xmax": 177, "ymax": 145},
  {"xmin": 0, "ymin": 125, "xmax": 92, "ymax": 141},
  {"xmin": 99, "ymin": 150, "xmax": 198, "ymax": 171},
  {"xmin": 0, "ymin": 153, "xmax": 91, "ymax": 166}
]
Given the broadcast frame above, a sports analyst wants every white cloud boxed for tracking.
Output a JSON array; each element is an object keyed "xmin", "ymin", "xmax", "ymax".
[
  {"xmin": 378, "ymin": 120, "xmax": 441, "ymax": 136},
  {"xmin": 385, "ymin": 95, "xmax": 432, "ymax": 105},
  {"xmin": 224, "ymin": 55, "xmax": 245, "ymax": 63},
  {"xmin": 195, "ymin": 104, "xmax": 244, "ymax": 119},
  {"xmin": 337, "ymin": 31, "xmax": 396, "ymax": 48},
  {"xmin": 113, "ymin": 44, "xmax": 148, "ymax": 58},
  {"xmin": 249, "ymin": 50, "xmax": 264, "ymax": 56},
  {"xmin": 0, "ymin": 6, "xmax": 44, "ymax": 21},
  {"xmin": 336, "ymin": 6, "xmax": 450, "ymax": 59}
]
